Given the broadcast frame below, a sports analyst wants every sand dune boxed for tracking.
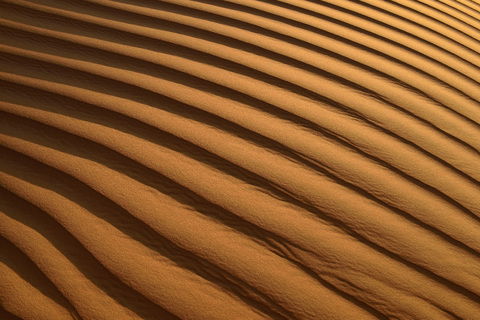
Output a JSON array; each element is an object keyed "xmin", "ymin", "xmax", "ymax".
[{"xmin": 1, "ymin": 0, "xmax": 480, "ymax": 319}]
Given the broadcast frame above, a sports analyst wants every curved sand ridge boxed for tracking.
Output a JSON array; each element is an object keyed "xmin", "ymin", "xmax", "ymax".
[{"xmin": 1, "ymin": 0, "xmax": 480, "ymax": 319}]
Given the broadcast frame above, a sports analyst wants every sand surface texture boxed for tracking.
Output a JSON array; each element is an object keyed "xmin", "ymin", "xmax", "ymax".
[{"xmin": 1, "ymin": 0, "xmax": 480, "ymax": 319}]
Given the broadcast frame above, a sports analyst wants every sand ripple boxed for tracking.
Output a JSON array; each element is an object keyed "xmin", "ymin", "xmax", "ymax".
[{"xmin": 1, "ymin": 0, "xmax": 480, "ymax": 319}]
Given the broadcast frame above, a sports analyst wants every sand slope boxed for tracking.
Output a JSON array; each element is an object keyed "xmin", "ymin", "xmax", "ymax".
[{"xmin": 1, "ymin": 0, "xmax": 480, "ymax": 319}]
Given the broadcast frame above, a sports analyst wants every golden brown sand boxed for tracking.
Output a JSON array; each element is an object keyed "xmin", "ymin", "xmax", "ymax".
[{"xmin": 1, "ymin": 0, "xmax": 480, "ymax": 319}]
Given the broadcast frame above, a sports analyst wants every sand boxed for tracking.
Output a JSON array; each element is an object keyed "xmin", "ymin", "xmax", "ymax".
[{"xmin": 1, "ymin": 0, "xmax": 480, "ymax": 319}]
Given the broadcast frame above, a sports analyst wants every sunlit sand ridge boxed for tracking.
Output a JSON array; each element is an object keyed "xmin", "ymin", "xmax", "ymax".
[{"xmin": 1, "ymin": 0, "xmax": 480, "ymax": 319}]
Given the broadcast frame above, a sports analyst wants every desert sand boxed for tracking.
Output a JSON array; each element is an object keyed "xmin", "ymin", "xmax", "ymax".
[{"xmin": 1, "ymin": 0, "xmax": 480, "ymax": 319}]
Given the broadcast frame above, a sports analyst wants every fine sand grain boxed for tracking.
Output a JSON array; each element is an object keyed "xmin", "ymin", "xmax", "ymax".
[{"xmin": 1, "ymin": 0, "xmax": 480, "ymax": 319}]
